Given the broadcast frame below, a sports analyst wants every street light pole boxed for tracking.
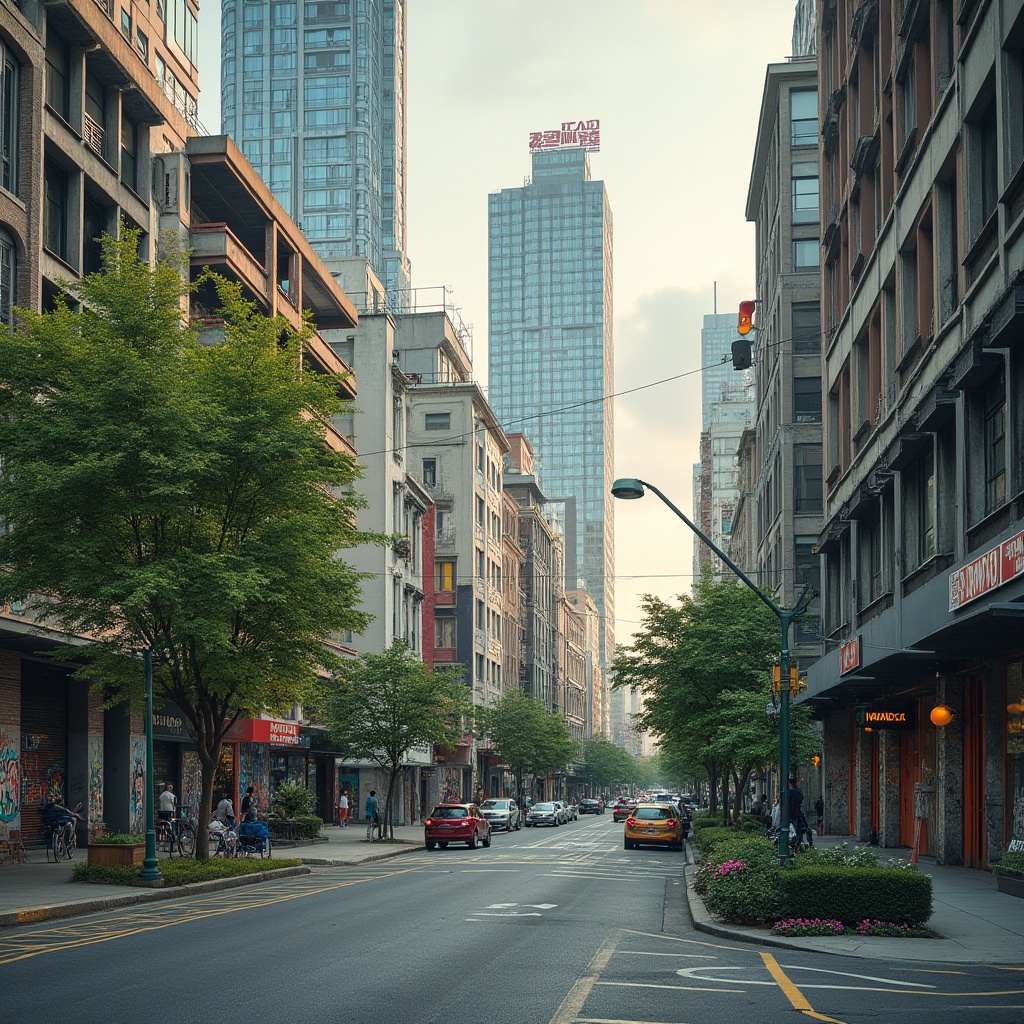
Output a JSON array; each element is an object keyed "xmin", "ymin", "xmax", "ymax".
[
  {"xmin": 611, "ymin": 477, "xmax": 807, "ymax": 862},
  {"xmin": 140, "ymin": 646, "xmax": 162, "ymax": 882}
]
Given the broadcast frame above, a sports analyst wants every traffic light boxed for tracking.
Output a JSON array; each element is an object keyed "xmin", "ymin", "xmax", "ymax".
[
  {"xmin": 737, "ymin": 300, "xmax": 755, "ymax": 335},
  {"xmin": 732, "ymin": 339, "xmax": 752, "ymax": 370}
]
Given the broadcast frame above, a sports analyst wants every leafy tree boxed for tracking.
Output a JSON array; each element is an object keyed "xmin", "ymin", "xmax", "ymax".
[
  {"xmin": 612, "ymin": 575, "xmax": 816, "ymax": 817},
  {"xmin": 478, "ymin": 690, "xmax": 577, "ymax": 801},
  {"xmin": 0, "ymin": 232, "xmax": 372, "ymax": 856},
  {"xmin": 327, "ymin": 639, "xmax": 468, "ymax": 837},
  {"xmin": 580, "ymin": 736, "xmax": 636, "ymax": 794}
]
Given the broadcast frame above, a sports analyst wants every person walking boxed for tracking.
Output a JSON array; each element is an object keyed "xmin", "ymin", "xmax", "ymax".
[
  {"xmin": 787, "ymin": 776, "xmax": 812, "ymax": 847},
  {"xmin": 814, "ymin": 795, "xmax": 824, "ymax": 836},
  {"xmin": 240, "ymin": 785, "xmax": 257, "ymax": 822},
  {"xmin": 365, "ymin": 790, "xmax": 379, "ymax": 841},
  {"xmin": 215, "ymin": 793, "xmax": 235, "ymax": 829},
  {"xmin": 770, "ymin": 795, "xmax": 781, "ymax": 830},
  {"xmin": 338, "ymin": 791, "xmax": 349, "ymax": 828}
]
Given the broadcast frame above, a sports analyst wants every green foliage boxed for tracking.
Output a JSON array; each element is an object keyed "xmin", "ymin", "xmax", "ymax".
[
  {"xmin": 90, "ymin": 832, "xmax": 144, "ymax": 845},
  {"xmin": 779, "ymin": 866, "xmax": 933, "ymax": 925},
  {"xmin": 580, "ymin": 737, "xmax": 637, "ymax": 789},
  {"xmin": 72, "ymin": 857, "xmax": 302, "ymax": 886},
  {"xmin": 692, "ymin": 825, "xmax": 741, "ymax": 857},
  {"xmin": 693, "ymin": 836, "xmax": 782, "ymax": 923},
  {"xmin": 0, "ymin": 230, "xmax": 373, "ymax": 856},
  {"xmin": 739, "ymin": 814, "xmax": 768, "ymax": 832},
  {"xmin": 270, "ymin": 783, "xmax": 317, "ymax": 818},
  {"xmin": 793, "ymin": 841, "xmax": 919, "ymax": 872},
  {"xmin": 992, "ymin": 848, "xmax": 1024, "ymax": 877},
  {"xmin": 268, "ymin": 814, "xmax": 322, "ymax": 840}
]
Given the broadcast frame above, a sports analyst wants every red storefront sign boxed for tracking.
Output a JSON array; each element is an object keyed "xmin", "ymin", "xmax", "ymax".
[
  {"xmin": 226, "ymin": 718, "xmax": 301, "ymax": 745},
  {"xmin": 949, "ymin": 529, "xmax": 1024, "ymax": 611},
  {"xmin": 840, "ymin": 636, "xmax": 861, "ymax": 675}
]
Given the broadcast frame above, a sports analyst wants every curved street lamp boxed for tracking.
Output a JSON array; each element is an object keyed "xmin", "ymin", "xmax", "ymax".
[{"xmin": 612, "ymin": 477, "xmax": 811, "ymax": 861}]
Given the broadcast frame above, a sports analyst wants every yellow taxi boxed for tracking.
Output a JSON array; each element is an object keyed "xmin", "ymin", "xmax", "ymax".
[{"xmin": 623, "ymin": 802, "xmax": 685, "ymax": 851}]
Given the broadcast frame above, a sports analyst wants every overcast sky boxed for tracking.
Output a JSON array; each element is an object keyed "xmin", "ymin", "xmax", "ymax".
[{"xmin": 197, "ymin": 1, "xmax": 799, "ymax": 649}]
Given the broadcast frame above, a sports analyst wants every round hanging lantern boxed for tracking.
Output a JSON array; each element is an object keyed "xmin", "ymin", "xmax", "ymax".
[{"xmin": 929, "ymin": 704, "xmax": 955, "ymax": 727}]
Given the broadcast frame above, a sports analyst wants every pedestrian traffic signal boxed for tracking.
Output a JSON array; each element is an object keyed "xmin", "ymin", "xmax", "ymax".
[
  {"xmin": 737, "ymin": 300, "xmax": 755, "ymax": 335},
  {"xmin": 732, "ymin": 339, "xmax": 752, "ymax": 370}
]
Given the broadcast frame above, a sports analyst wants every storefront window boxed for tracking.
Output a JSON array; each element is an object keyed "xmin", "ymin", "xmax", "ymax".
[
  {"xmin": 1007, "ymin": 661, "xmax": 1024, "ymax": 849},
  {"xmin": 270, "ymin": 750, "xmax": 306, "ymax": 805}
]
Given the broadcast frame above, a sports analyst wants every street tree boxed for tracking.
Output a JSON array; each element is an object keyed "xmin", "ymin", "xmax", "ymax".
[
  {"xmin": 580, "ymin": 736, "xmax": 635, "ymax": 795},
  {"xmin": 327, "ymin": 639, "xmax": 468, "ymax": 837},
  {"xmin": 0, "ymin": 232, "xmax": 372, "ymax": 856},
  {"xmin": 478, "ymin": 690, "xmax": 577, "ymax": 802},
  {"xmin": 612, "ymin": 575, "xmax": 808, "ymax": 816}
]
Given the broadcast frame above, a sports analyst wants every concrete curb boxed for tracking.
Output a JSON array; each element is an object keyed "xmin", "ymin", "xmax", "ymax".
[
  {"xmin": 298, "ymin": 842, "xmax": 422, "ymax": 866},
  {"xmin": 0, "ymin": 865, "xmax": 311, "ymax": 929}
]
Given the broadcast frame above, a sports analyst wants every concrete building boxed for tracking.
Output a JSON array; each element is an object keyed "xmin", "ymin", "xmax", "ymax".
[
  {"xmin": 804, "ymin": 0, "xmax": 1024, "ymax": 869},
  {"xmin": 219, "ymin": 0, "xmax": 411, "ymax": 303},
  {"xmin": 487, "ymin": 145, "xmax": 615, "ymax": 671},
  {"xmin": 567, "ymin": 588, "xmax": 607, "ymax": 739},
  {"xmin": 744, "ymin": 55, "xmax": 824, "ymax": 664}
]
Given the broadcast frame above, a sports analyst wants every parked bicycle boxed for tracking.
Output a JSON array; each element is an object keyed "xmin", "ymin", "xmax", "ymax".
[
  {"xmin": 157, "ymin": 805, "xmax": 197, "ymax": 858},
  {"xmin": 41, "ymin": 801, "xmax": 81, "ymax": 863}
]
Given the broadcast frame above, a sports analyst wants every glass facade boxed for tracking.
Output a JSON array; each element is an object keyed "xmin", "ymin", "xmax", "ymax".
[
  {"xmin": 220, "ymin": 0, "xmax": 410, "ymax": 302},
  {"xmin": 487, "ymin": 148, "xmax": 614, "ymax": 667}
]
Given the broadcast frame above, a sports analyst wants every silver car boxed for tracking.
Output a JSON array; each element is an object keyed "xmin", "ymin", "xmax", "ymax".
[
  {"xmin": 480, "ymin": 798, "xmax": 521, "ymax": 832},
  {"xmin": 552, "ymin": 800, "xmax": 569, "ymax": 824},
  {"xmin": 525, "ymin": 802, "xmax": 559, "ymax": 827}
]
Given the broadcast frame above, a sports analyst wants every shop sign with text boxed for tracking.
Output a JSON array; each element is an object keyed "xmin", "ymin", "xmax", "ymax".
[
  {"xmin": 226, "ymin": 718, "xmax": 301, "ymax": 745},
  {"xmin": 529, "ymin": 119, "xmax": 600, "ymax": 152},
  {"xmin": 855, "ymin": 705, "xmax": 916, "ymax": 729},
  {"xmin": 949, "ymin": 528, "xmax": 1024, "ymax": 610},
  {"xmin": 840, "ymin": 636, "xmax": 861, "ymax": 674}
]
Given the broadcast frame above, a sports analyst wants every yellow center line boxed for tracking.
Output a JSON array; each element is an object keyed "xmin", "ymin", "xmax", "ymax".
[
  {"xmin": 760, "ymin": 951, "xmax": 849, "ymax": 1024},
  {"xmin": 0, "ymin": 865, "xmax": 420, "ymax": 966}
]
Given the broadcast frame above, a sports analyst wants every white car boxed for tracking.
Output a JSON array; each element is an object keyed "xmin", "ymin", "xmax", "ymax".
[{"xmin": 552, "ymin": 800, "xmax": 570, "ymax": 824}]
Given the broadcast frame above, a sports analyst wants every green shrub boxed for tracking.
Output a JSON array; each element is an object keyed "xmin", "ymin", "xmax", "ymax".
[
  {"xmin": 72, "ymin": 857, "xmax": 303, "ymax": 887},
  {"xmin": 992, "ymin": 848, "xmax": 1024, "ymax": 877},
  {"xmin": 739, "ymin": 813, "xmax": 768, "ymax": 832},
  {"xmin": 90, "ymin": 832, "xmax": 144, "ymax": 845},
  {"xmin": 692, "ymin": 825, "xmax": 739, "ymax": 856},
  {"xmin": 271, "ymin": 782, "xmax": 316, "ymax": 818},
  {"xmin": 793, "ymin": 842, "xmax": 918, "ymax": 872},
  {"xmin": 779, "ymin": 866, "xmax": 932, "ymax": 926},
  {"xmin": 267, "ymin": 814, "xmax": 323, "ymax": 840},
  {"xmin": 693, "ymin": 833, "xmax": 782, "ymax": 923}
]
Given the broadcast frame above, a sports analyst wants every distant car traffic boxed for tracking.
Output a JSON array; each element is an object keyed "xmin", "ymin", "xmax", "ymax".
[
  {"xmin": 480, "ymin": 798, "xmax": 521, "ymax": 832},
  {"xmin": 525, "ymin": 802, "xmax": 559, "ymax": 827},
  {"xmin": 424, "ymin": 804, "xmax": 492, "ymax": 850},
  {"xmin": 612, "ymin": 798, "xmax": 636, "ymax": 822},
  {"xmin": 579, "ymin": 799, "xmax": 604, "ymax": 815},
  {"xmin": 623, "ymin": 803, "xmax": 685, "ymax": 851}
]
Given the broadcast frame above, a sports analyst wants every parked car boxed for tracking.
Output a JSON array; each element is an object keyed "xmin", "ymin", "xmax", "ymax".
[
  {"xmin": 579, "ymin": 798, "xmax": 604, "ymax": 815},
  {"xmin": 424, "ymin": 804, "xmax": 492, "ymax": 850},
  {"xmin": 480, "ymin": 798, "xmax": 521, "ymax": 832},
  {"xmin": 563, "ymin": 800, "xmax": 578, "ymax": 821},
  {"xmin": 552, "ymin": 800, "xmax": 570, "ymax": 824},
  {"xmin": 623, "ymin": 802, "xmax": 685, "ymax": 851},
  {"xmin": 612, "ymin": 798, "xmax": 635, "ymax": 822},
  {"xmin": 525, "ymin": 802, "xmax": 560, "ymax": 827}
]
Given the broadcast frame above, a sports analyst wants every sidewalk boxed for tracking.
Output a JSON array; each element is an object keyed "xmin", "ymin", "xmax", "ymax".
[
  {"xmin": 685, "ymin": 835, "xmax": 1024, "ymax": 963},
  {"xmin": 0, "ymin": 823, "xmax": 419, "ymax": 928}
]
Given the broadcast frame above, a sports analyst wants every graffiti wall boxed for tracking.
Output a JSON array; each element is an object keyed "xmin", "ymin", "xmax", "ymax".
[
  {"xmin": 239, "ymin": 743, "xmax": 269, "ymax": 815},
  {"xmin": 0, "ymin": 727, "xmax": 18, "ymax": 830},
  {"xmin": 181, "ymin": 750, "xmax": 202, "ymax": 822},
  {"xmin": 20, "ymin": 732, "xmax": 65, "ymax": 807},
  {"xmin": 129, "ymin": 736, "xmax": 145, "ymax": 834},
  {"xmin": 87, "ymin": 737, "xmax": 103, "ymax": 827},
  {"xmin": 437, "ymin": 766, "xmax": 463, "ymax": 804}
]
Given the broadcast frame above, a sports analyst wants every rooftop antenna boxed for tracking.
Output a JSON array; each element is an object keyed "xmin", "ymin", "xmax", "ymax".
[{"xmin": 713, "ymin": 280, "xmax": 717, "ymax": 315}]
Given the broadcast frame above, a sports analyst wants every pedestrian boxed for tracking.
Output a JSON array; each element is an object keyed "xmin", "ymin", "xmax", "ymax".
[
  {"xmin": 240, "ymin": 785, "xmax": 257, "ymax": 822},
  {"xmin": 158, "ymin": 782, "xmax": 177, "ymax": 825},
  {"xmin": 770, "ymin": 795, "xmax": 781, "ymax": 830},
  {"xmin": 215, "ymin": 792, "xmax": 235, "ymax": 829},
  {"xmin": 750, "ymin": 792, "xmax": 764, "ymax": 816},
  {"xmin": 365, "ymin": 790, "xmax": 379, "ymax": 841},
  {"xmin": 814, "ymin": 795, "xmax": 824, "ymax": 836},
  {"xmin": 338, "ymin": 790, "xmax": 349, "ymax": 828},
  {"xmin": 787, "ymin": 776, "xmax": 812, "ymax": 847}
]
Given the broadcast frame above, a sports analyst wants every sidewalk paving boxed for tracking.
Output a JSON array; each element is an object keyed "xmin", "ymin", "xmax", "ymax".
[
  {"xmin": 685, "ymin": 834, "xmax": 1024, "ymax": 964},
  {"xmin": 0, "ymin": 822, "xmax": 419, "ymax": 928}
]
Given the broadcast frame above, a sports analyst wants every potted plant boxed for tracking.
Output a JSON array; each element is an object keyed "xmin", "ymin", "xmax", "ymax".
[
  {"xmin": 87, "ymin": 832, "xmax": 146, "ymax": 867},
  {"xmin": 992, "ymin": 846, "xmax": 1024, "ymax": 898}
]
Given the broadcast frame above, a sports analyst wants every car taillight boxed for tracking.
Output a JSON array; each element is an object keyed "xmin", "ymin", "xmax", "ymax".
[
  {"xmin": 626, "ymin": 817, "xmax": 636, "ymax": 827},
  {"xmin": 425, "ymin": 819, "xmax": 433, "ymax": 826}
]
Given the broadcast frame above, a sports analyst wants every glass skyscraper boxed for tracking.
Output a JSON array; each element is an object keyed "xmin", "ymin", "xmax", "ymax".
[
  {"xmin": 219, "ymin": 0, "xmax": 410, "ymax": 302},
  {"xmin": 488, "ymin": 147, "xmax": 614, "ymax": 667}
]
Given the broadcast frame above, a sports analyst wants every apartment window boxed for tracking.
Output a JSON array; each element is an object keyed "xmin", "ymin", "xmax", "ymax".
[
  {"xmin": 794, "ymin": 444, "xmax": 823, "ymax": 514},
  {"xmin": 120, "ymin": 117, "xmax": 138, "ymax": 191},
  {"xmin": 43, "ymin": 162, "xmax": 67, "ymax": 260},
  {"xmin": 792, "ymin": 302, "xmax": 820, "ymax": 353},
  {"xmin": 45, "ymin": 30, "xmax": 70, "ymax": 121},
  {"xmin": 860, "ymin": 513, "xmax": 884, "ymax": 604},
  {"xmin": 900, "ymin": 52, "xmax": 916, "ymax": 151},
  {"xmin": 0, "ymin": 44, "xmax": 18, "ymax": 195},
  {"xmin": 421, "ymin": 458, "xmax": 436, "ymax": 487},
  {"xmin": 121, "ymin": 8, "xmax": 132, "ymax": 38},
  {"xmin": 0, "ymin": 230, "xmax": 15, "ymax": 326},
  {"xmin": 983, "ymin": 373, "xmax": 1006, "ymax": 515},
  {"xmin": 435, "ymin": 617, "xmax": 456, "ymax": 649},
  {"xmin": 899, "ymin": 244, "xmax": 918, "ymax": 356},
  {"xmin": 937, "ymin": 173, "xmax": 960, "ymax": 322},
  {"xmin": 434, "ymin": 560, "xmax": 454, "ymax": 593},
  {"xmin": 791, "ymin": 88, "xmax": 818, "ymax": 146},
  {"xmin": 475, "ymin": 600, "xmax": 484, "ymax": 630},
  {"xmin": 908, "ymin": 447, "xmax": 936, "ymax": 569},
  {"xmin": 794, "ymin": 377, "xmax": 822, "ymax": 422},
  {"xmin": 136, "ymin": 29, "xmax": 149, "ymax": 60},
  {"xmin": 792, "ymin": 162, "xmax": 819, "ymax": 223},
  {"xmin": 974, "ymin": 96, "xmax": 999, "ymax": 231},
  {"xmin": 424, "ymin": 412, "xmax": 450, "ymax": 430},
  {"xmin": 793, "ymin": 239, "xmax": 820, "ymax": 270},
  {"xmin": 794, "ymin": 540, "xmax": 820, "ymax": 596},
  {"xmin": 475, "ymin": 495, "xmax": 485, "ymax": 526}
]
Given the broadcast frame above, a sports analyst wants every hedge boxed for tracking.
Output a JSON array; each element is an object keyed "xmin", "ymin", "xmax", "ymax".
[{"xmin": 779, "ymin": 866, "xmax": 933, "ymax": 925}]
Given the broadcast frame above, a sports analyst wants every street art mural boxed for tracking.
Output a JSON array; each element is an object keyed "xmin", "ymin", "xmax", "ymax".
[
  {"xmin": 181, "ymin": 750, "xmax": 202, "ymax": 821},
  {"xmin": 239, "ymin": 743, "xmax": 269, "ymax": 815},
  {"xmin": 20, "ymin": 733, "xmax": 65, "ymax": 809},
  {"xmin": 129, "ymin": 737, "xmax": 145, "ymax": 834},
  {"xmin": 438, "ymin": 766, "xmax": 463, "ymax": 804},
  {"xmin": 0, "ymin": 728, "xmax": 19, "ymax": 826},
  {"xmin": 87, "ymin": 737, "xmax": 103, "ymax": 827}
]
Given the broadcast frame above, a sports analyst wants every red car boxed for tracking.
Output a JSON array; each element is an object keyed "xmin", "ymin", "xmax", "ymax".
[
  {"xmin": 424, "ymin": 803, "xmax": 492, "ymax": 850},
  {"xmin": 612, "ymin": 798, "xmax": 637, "ymax": 823}
]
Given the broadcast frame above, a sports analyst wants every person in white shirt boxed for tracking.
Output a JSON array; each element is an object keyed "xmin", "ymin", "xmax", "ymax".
[
  {"xmin": 158, "ymin": 783, "xmax": 177, "ymax": 824},
  {"xmin": 338, "ymin": 791, "xmax": 350, "ymax": 827},
  {"xmin": 215, "ymin": 794, "xmax": 235, "ymax": 828}
]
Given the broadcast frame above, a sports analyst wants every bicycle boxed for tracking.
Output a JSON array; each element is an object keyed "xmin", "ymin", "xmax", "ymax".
[
  {"xmin": 159, "ymin": 809, "xmax": 197, "ymax": 858},
  {"xmin": 42, "ymin": 802, "xmax": 81, "ymax": 863}
]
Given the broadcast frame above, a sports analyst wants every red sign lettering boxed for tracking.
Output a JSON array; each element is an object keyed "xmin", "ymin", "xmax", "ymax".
[{"xmin": 840, "ymin": 636, "xmax": 861, "ymax": 675}]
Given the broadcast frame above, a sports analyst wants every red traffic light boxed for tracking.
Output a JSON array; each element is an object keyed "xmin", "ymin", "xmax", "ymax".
[{"xmin": 737, "ymin": 300, "xmax": 755, "ymax": 335}]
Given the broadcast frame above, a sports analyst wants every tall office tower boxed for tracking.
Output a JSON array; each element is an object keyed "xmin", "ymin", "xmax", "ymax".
[
  {"xmin": 219, "ymin": 0, "xmax": 411, "ymax": 302},
  {"xmin": 488, "ymin": 142, "xmax": 615, "ymax": 670}
]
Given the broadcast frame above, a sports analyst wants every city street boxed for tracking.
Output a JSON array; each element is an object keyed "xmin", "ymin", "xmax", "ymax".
[{"xmin": 2, "ymin": 816, "xmax": 1022, "ymax": 1024}]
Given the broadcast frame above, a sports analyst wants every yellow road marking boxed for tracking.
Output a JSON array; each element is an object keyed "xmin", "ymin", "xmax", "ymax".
[
  {"xmin": 760, "ymin": 952, "xmax": 848, "ymax": 1024},
  {"xmin": 548, "ymin": 933, "xmax": 620, "ymax": 1024},
  {"xmin": 0, "ymin": 866, "xmax": 420, "ymax": 966}
]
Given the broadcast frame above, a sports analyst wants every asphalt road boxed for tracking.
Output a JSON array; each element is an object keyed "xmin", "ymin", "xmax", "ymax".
[{"xmin": 2, "ymin": 815, "xmax": 1021, "ymax": 1024}]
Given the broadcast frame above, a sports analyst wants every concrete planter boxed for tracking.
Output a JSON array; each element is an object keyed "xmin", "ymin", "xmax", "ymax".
[
  {"xmin": 87, "ymin": 843, "xmax": 146, "ymax": 867},
  {"xmin": 995, "ymin": 873, "xmax": 1024, "ymax": 899}
]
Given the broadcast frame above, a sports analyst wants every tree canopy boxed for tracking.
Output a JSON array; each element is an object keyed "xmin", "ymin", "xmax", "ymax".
[
  {"xmin": 579, "ymin": 736, "xmax": 637, "ymax": 792},
  {"xmin": 327, "ymin": 639, "xmax": 468, "ymax": 837},
  {"xmin": 0, "ymin": 231, "xmax": 373, "ymax": 853}
]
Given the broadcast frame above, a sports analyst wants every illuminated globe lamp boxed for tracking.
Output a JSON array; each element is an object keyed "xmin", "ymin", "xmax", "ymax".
[{"xmin": 929, "ymin": 704, "xmax": 956, "ymax": 727}]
